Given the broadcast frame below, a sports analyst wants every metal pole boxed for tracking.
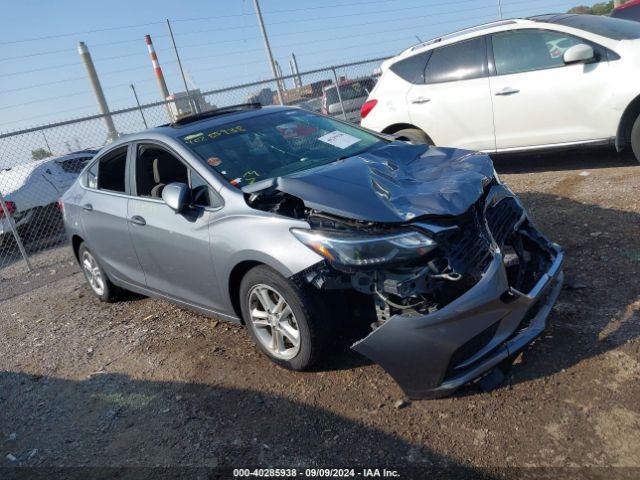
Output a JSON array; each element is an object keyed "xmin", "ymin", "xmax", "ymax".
[
  {"xmin": 77, "ymin": 42, "xmax": 118, "ymax": 142},
  {"xmin": 331, "ymin": 67, "xmax": 347, "ymax": 121},
  {"xmin": 41, "ymin": 131, "xmax": 51, "ymax": 154},
  {"xmin": 253, "ymin": 0, "xmax": 284, "ymax": 105},
  {"xmin": 498, "ymin": 0, "xmax": 503, "ymax": 19},
  {"xmin": 291, "ymin": 53, "xmax": 302, "ymax": 87},
  {"xmin": 0, "ymin": 191, "xmax": 32, "ymax": 271},
  {"xmin": 166, "ymin": 19, "xmax": 200, "ymax": 115},
  {"xmin": 130, "ymin": 84, "xmax": 148, "ymax": 129}
]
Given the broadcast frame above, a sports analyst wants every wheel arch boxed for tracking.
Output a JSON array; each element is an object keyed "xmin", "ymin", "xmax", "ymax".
[
  {"xmin": 381, "ymin": 123, "xmax": 434, "ymax": 143},
  {"xmin": 228, "ymin": 260, "xmax": 263, "ymax": 322},
  {"xmin": 616, "ymin": 94, "xmax": 640, "ymax": 151},
  {"xmin": 71, "ymin": 234, "xmax": 84, "ymax": 263}
]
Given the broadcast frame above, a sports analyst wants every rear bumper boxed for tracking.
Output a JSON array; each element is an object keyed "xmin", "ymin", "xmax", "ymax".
[{"xmin": 352, "ymin": 236, "xmax": 564, "ymax": 399}]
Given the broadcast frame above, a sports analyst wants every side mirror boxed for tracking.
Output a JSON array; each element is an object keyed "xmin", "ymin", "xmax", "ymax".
[
  {"xmin": 162, "ymin": 182, "xmax": 190, "ymax": 213},
  {"xmin": 563, "ymin": 44, "xmax": 595, "ymax": 64}
]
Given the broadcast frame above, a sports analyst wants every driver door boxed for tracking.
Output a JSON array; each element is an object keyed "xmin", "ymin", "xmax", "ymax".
[
  {"xmin": 489, "ymin": 28, "xmax": 611, "ymax": 150},
  {"xmin": 126, "ymin": 142, "xmax": 224, "ymax": 310}
]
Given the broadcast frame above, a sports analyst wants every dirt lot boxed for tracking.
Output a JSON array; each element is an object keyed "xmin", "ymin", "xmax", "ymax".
[{"xmin": 1, "ymin": 148, "xmax": 639, "ymax": 477}]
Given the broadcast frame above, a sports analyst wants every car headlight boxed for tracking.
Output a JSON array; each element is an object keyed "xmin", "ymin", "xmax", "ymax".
[{"xmin": 290, "ymin": 228, "xmax": 437, "ymax": 271}]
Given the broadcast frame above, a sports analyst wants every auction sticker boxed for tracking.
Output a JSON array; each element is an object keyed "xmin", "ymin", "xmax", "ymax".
[{"xmin": 318, "ymin": 131, "xmax": 360, "ymax": 149}]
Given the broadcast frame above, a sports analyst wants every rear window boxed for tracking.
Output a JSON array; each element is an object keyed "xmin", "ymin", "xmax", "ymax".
[
  {"xmin": 178, "ymin": 110, "xmax": 385, "ymax": 187},
  {"xmin": 424, "ymin": 37, "xmax": 487, "ymax": 84},
  {"xmin": 325, "ymin": 79, "xmax": 376, "ymax": 104},
  {"xmin": 97, "ymin": 147, "xmax": 127, "ymax": 193},
  {"xmin": 553, "ymin": 14, "xmax": 640, "ymax": 40},
  {"xmin": 390, "ymin": 51, "xmax": 431, "ymax": 84}
]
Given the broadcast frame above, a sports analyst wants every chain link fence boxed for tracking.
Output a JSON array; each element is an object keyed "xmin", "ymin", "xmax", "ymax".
[{"xmin": 0, "ymin": 57, "xmax": 388, "ymax": 281}]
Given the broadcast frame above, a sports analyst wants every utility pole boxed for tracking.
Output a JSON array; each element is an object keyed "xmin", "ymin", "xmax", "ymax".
[
  {"xmin": 253, "ymin": 0, "xmax": 284, "ymax": 105},
  {"xmin": 497, "ymin": 0, "xmax": 503, "ymax": 19},
  {"xmin": 166, "ymin": 19, "xmax": 200, "ymax": 115},
  {"xmin": 77, "ymin": 41, "xmax": 118, "ymax": 142},
  {"xmin": 130, "ymin": 84, "xmax": 148, "ymax": 129},
  {"xmin": 145, "ymin": 34, "xmax": 173, "ymax": 120}
]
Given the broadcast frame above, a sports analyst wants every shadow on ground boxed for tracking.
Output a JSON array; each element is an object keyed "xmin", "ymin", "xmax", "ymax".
[
  {"xmin": 0, "ymin": 371, "xmax": 495, "ymax": 479},
  {"xmin": 492, "ymin": 146, "xmax": 637, "ymax": 174}
]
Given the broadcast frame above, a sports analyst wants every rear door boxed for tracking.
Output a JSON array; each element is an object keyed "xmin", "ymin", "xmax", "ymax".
[
  {"xmin": 80, "ymin": 145, "xmax": 146, "ymax": 286},
  {"xmin": 406, "ymin": 36, "xmax": 496, "ymax": 151},
  {"xmin": 489, "ymin": 28, "xmax": 612, "ymax": 150},
  {"xmin": 126, "ymin": 142, "xmax": 223, "ymax": 310}
]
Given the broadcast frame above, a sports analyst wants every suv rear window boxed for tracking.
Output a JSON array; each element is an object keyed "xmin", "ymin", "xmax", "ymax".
[
  {"xmin": 552, "ymin": 14, "xmax": 640, "ymax": 40},
  {"xmin": 390, "ymin": 51, "xmax": 431, "ymax": 84},
  {"xmin": 424, "ymin": 37, "xmax": 487, "ymax": 84}
]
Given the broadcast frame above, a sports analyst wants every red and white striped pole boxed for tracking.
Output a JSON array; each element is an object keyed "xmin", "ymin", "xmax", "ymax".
[{"xmin": 145, "ymin": 34, "xmax": 172, "ymax": 118}]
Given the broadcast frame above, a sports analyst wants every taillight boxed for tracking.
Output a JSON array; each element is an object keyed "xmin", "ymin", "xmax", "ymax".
[
  {"xmin": 0, "ymin": 200, "xmax": 16, "ymax": 219},
  {"xmin": 360, "ymin": 99, "xmax": 378, "ymax": 119},
  {"xmin": 57, "ymin": 198, "xmax": 64, "ymax": 212}
]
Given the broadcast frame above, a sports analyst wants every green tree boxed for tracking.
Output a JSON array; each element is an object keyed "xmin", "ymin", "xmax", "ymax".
[
  {"xmin": 31, "ymin": 148, "xmax": 52, "ymax": 161},
  {"xmin": 568, "ymin": 1, "xmax": 614, "ymax": 14}
]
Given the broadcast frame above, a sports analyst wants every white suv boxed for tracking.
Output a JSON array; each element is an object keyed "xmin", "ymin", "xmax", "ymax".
[{"xmin": 360, "ymin": 14, "xmax": 640, "ymax": 161}]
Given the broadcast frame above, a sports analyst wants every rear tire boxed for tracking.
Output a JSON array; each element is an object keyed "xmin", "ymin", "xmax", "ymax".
[
  {"xmin": 78, "ymin": 243, "xmax": 120, "ymax": 302},
  {"xmin": 631, "ymin": 115, "xmax": 640, "ymax": 163},
  {"xmin": 239, "ymin": 265, "xmax": 327, "ymax": 371},
  {"xmin": 393, "ymin": 128, "xmax": 433, "ymax": 145}
]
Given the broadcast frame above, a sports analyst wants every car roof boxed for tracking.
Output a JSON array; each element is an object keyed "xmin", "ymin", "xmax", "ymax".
[{"xmin": 392, "ymin": 15, "xmax": 577, "ymax": 62}]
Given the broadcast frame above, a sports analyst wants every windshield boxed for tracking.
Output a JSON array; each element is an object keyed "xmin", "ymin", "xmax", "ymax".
[
  {"xmin": 555, "ymin": 14, "xmax": 640, "ymax": 40},
  {"xmin": 179, "ymin": 109, "xmax": 385, "ymax": 187}
]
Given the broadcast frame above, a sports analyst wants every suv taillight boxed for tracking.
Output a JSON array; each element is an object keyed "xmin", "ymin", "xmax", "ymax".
[
  {"xmin": 0, "ymin": 200, "xmax": 16, "ymax": 219},
  {"xmin": 57, "ymin": 198, "xmax": 64, "ymax": 212},
  {"xmin": 360, "ymin": 99, "xmax": 378, "ymax": 119}
]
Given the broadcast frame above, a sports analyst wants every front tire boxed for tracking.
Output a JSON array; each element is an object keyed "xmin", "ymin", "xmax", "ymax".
[
  {"xmin": 393, "ymin": 128, "xmax": 433, "ymax": 145},
  {"xmin": 631, "ymin": 115, "xmax": 640, "ymax": 163},
  {"xmin": 239, "ymin": 265, "xmax": 326, "ymax": 371},
  {"xmin": 78, "ymin": 243, "xmax": 120, "ymax": 302}
]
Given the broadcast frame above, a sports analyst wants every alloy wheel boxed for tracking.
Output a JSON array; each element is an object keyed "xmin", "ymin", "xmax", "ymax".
[{"xmin": 81, "ymin": 250, "xmax": 105, "ymax": 296}]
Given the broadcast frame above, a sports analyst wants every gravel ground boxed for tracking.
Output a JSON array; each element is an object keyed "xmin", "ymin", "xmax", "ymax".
[{"xmin": 0, "ymin": 148, "xmax": 639, "ymax": 477}]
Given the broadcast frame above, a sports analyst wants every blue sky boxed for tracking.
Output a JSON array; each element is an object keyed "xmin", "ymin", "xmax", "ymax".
[{"xmin": 0, "ymin": 0, "xmax": 579, "ymax": 134}]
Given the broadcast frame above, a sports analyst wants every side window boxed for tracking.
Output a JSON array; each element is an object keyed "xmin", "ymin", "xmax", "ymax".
[
  {"xmin": 135, "ymin": 145, "xmax": 188, "ymax": 198},
  {"xmin": 86, "ymin": 161, "xmax": 98, "ymax": 189},
  {"xmin": 491, "ymin": 29, "xmax": 592, "ymax": 76},
  {"xmin": 190, "ymin": 169, "xmax": 213, "ymax": 207},
  {"xmin": 97, "ymin": 146, "xmax": 127, "ymax": 193},
  {"xmin": 424, "ymin": 37, "xmax": 487, "ymax": 84},
  {"xmin": 390, "ymin": 51, "xmax": 431, "ymax": 84}
]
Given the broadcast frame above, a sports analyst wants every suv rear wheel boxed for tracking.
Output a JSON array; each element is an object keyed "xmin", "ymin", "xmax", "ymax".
[
  {"xmin": 631, "ymin": 115, "xmax": 640, "ymax": 163},
  {"xmin": 239, "ymin": 265, "xmax": 326, "ymax": 371},
  {"xmin": 393, "ymin": 128, "xmax": 433, "ymax": 145}
]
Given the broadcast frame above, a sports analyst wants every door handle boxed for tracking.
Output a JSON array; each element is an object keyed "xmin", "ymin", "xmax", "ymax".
[
  {"xmin": 411, "ymin": 96, "xmax": 431, "ymax": 104},
  {"xmin": 82, "ymin": 203, "xmax": 93, "ymax": 212},
  {"xmin": 129, "ymin": 215, "xmax": 146, "ymax": 226},
  {"xmin": 495, "ymin": 87, "xmax": 520, "ymax": 96}
]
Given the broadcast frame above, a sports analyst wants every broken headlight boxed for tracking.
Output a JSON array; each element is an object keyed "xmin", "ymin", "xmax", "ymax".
[{"xmin": 291, "ymin": 228, "xmax": 436, "ymax": 271}]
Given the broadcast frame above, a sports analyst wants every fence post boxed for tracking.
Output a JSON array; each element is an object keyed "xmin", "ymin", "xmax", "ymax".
[
  {"xmin": 331, "ymin": 67, "xmax": 347, "ymax": 121},
  {"xmin": 0, "ymin": 191, "xmax": 32, "ymax": 271}
]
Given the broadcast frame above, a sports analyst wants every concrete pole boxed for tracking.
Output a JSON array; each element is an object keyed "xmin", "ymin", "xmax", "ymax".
[
  {"xmin": 145, "ymin": 34, "xmax": 173, "ymax": 120},
  {"xmin": 253, "ymin": 0, "xmax": 284, "ymax": 105},
  {"xmin": 331, "ymin": 67, "xmax": 347, "ymax": 121},
  {"xmin": 77, "ymin": 42, "xmax": 118, "ymax": 142},
  {"xmin": 498, "ymin": 0, "xmax": 503, "ymax": 19}
]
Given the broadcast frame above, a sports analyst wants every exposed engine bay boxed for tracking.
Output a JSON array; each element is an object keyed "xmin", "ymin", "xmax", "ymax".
[{"xmin": 245, "ymin": 180, "xmax": 555, "ymax": 330}]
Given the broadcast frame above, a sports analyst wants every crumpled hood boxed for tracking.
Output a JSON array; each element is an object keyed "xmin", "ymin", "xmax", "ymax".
[{"xmin": 260, "ymin": 142, "xmax": 495, "ymax": 223}]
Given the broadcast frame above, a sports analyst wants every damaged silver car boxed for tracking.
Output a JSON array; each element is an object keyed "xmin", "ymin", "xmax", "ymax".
[{"xmin": 61, "ymin": 104, "xmax": 564, "ymax": 399}]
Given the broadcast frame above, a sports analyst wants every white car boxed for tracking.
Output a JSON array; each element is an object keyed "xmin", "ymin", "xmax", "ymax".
[
  {"xmin": 0, "ymin": 150, "xmax": 96, "ymax": 243},
  {"xmin": 360, "ymin": 14, "xmax": 640, "ymax": 161}
]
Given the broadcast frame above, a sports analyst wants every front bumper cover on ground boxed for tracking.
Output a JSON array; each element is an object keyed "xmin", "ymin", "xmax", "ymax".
[{"xmin": 352, "ymin": 240, "xmax": 564, "ymax": 399}]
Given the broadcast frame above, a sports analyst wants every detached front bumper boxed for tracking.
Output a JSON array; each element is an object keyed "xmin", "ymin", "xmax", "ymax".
[{"xmin": 352, "ymin": 233, "xmax": 564, "ymax": 399}]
